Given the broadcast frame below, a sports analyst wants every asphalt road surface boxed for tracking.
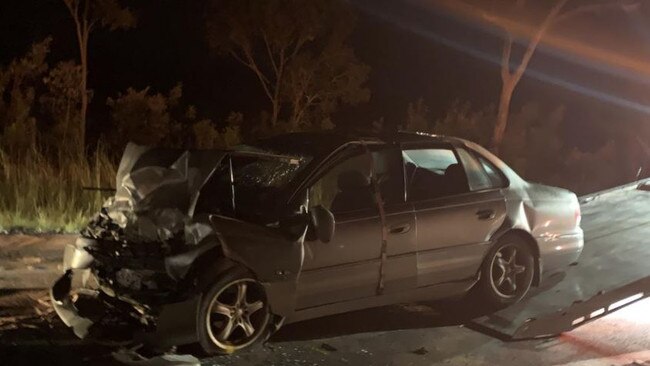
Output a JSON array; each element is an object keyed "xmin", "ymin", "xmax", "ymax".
[{"xmin": 0, "ymin": 187, "xmax": 649, "ymax": 366}]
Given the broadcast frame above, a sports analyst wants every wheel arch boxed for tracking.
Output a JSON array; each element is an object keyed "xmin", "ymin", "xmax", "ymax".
[
  {"xmin": 181, "ymin": 237, "xmax": 264, "ymax": 293},
  {"xmin": 184, "ymin": 245, "xmax": 239, "ymax": 292},
  {"xmin": 186, "ymin": 245, "xmax": 288, "ymax": 331}
]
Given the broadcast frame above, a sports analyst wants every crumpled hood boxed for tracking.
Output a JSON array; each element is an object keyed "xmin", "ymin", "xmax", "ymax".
[
  {"xmin": 112, "ymin": 143, "xmax": 226, "ymax": 215},
  {"xmin": 96, "ymin": 143, "xmax": 227, "ymax": 244}
]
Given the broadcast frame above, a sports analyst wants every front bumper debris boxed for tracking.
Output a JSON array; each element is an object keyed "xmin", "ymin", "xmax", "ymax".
[
  {"xmin": 51, "ymin": 241, "xmax": 203, "ymax": 349},
  {"xmin": 50, "ymin": 270, "xmax": 95, "ymax": 338}
]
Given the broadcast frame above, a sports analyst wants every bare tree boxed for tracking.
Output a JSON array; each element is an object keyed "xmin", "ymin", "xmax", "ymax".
[
  {"xmin": 62, "ymin": 0, "xmax": 136, "ymax": 149},
  {"xmin": 469, "ymin": 0, "xmax": 637, "ymax": 154},
  {"xmin": 206, "ymin": 0, "xmax": 369, "ymax": 132},
  {"xmin": 283, "ymin": 42, "xmax": 370, "ymax": 131}
]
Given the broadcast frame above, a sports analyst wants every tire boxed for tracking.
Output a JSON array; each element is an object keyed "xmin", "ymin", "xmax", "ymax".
[
  {"xmin": 474, "ymin": 235, "xmax": 536, "ymax": 308},
  {"xmin": 197, "ymin": 266, "xmax": 271, "ymax": 355}
]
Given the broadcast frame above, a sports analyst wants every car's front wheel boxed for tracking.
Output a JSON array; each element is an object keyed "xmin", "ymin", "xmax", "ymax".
[
  {"xmin": 474, "ymin": 235, "xmax": 535, "ymax": 308},
  {"xmin": 197, "ymin": 267, "xmax": 271, "ymax": 355}
]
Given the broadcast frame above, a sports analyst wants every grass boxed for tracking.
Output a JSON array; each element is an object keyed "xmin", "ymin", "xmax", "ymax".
[{"xmin": 0, "ymin": 145, "xmax": 117, "ymax": 233}]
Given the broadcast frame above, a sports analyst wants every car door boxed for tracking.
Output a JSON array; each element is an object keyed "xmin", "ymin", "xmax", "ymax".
[
  {"xmin": 294, "ymin": 144, "xmax": 417, "ymax": 309},
  {"xmin": 404, "ymin": 143, "xmax": 508, "ymax": 288},
  {"xmin": 295, "ymin": 144, "xmax": 382, "ymax": 309}
]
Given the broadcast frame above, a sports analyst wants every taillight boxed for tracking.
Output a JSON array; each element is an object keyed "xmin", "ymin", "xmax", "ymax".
[{"xmin": 575, "ymin": 206, "xmax": 582, "ymax": 227}]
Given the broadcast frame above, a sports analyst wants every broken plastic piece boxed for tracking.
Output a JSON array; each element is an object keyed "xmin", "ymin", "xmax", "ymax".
[{"xmin": 112, "ymin": 347, "xmax": 200, "ymax": 366}]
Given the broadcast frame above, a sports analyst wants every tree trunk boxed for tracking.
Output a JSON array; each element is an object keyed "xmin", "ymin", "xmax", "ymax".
[
  {"xmin": 488, "ymin": 0, "xmax": 570, "ymax": 156},
  {"xmin": 79, "ymin": 40, "xmax": 88, "ymax": 152},
  {"xmin": 490, "ymin": 81, "xmax": 514, "ymax": 155},
  {"xmin": 72, "ymin": 13, "xmax": 89, "ymax": 155},
  {"xmin": 270, "ymin": 99, "xmax": 280, "ymax": 129}
]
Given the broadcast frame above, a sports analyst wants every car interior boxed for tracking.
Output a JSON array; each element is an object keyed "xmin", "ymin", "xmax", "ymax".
[
  {"xmin": 406, "ymin": 159, "xmax": 470, "ymax": 201},
  {"xmin": 330, "ymin": 170, "xmax": 375, "ymax": 213}
]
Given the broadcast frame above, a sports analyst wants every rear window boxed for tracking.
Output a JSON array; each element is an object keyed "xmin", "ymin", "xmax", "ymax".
[
  {"xmin": 477, "ymin": 155, "xmax": 507, "ymax": 188},
  {"xmin": 403, "ymin": 149, "xmax": 457, "ymax": 173},
  {"xmin": 456, "ymin": 147, "xmax": 507, "ymax": 191},
  {"xmin": 456, "ymin": 148, "xmax": 494, "ymax": 191},
  {"xmin": 403, "ymin": 148, "xmax": 469, "ymax": 200}
]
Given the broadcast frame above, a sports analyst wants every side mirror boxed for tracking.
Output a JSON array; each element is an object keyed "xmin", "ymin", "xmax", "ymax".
[{"xmin": 310, "ymin": 205, "xmax": 335, "ymax": 243}]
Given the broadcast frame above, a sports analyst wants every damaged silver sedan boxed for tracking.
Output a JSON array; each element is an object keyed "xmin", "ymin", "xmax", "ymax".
[{"xmin": 50, "ymin": 132, "xmax": 584, "ymax": 354}]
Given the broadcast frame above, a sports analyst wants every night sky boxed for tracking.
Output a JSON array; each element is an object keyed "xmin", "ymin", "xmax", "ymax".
[{"xmin": 2, "ymin": 0, "xmax": 650, "ymax": 150}]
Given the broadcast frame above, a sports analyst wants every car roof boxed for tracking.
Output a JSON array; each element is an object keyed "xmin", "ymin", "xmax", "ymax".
[{"xmin": 255, "ymin": 131, "xmax": 466, "ymax": 158}]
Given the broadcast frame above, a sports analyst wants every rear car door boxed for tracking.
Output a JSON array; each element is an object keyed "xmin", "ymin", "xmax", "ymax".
[{"xmin": 404, "ymin": 143, "xmax": 508, "ymax": 287}]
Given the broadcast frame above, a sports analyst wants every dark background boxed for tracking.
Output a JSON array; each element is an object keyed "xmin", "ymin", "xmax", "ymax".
[{"xmin": 2, "ymin": 0, "xmax": 649, "ymax": 150}]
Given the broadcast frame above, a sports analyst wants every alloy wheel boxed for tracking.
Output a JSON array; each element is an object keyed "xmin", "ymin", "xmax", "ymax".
[
  {"xmin": 205, "ymin": 278, "xmax": 269, "ymax": 350},
  {"xmin": 489, "ymin": 244, "xmax": 528, "ymax": 298}
]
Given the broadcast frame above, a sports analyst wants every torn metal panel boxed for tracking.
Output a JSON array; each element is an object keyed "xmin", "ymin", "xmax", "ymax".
[
  {"xmin": 95, "ymin": 143, "xmax": 311, "ymax": 244},
  {"xmin": 62, "ymin": 237, "xmax": 95, "ymax": 271},
  {"xmin": 164, "ymin": 242, "xmax": 219, "ymax": 281},
  {"xmin": 106, "ymin": 143, "xmax": 227, "ymax": 243},
  {"xmin": 50, "ymin": 271, "xmax": 94, "ymax": 338},
  {"xmin": 53, "ymin": 143, "xmax": 312, "ymax": 349}
]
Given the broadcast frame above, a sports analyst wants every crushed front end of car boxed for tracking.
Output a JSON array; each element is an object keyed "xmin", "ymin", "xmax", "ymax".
[{"xmin": 50, "ymin": 143, "xmax": 230, "ymax": 349}]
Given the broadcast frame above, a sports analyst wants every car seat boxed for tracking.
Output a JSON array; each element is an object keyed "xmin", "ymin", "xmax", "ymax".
[
  {"xmin": 443, "ymin": 163, "xmax": 469, "ymax": 195},
  {"xmin": 331, "ymin": 170, "xmax": 375, "ymax": 213}
]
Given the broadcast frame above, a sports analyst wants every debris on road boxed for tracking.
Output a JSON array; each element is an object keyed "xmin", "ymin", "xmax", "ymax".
[
  {"xmin": 320, "ymin": 343, "xmax": 338, "ymax": 352},
  {"xmin": 412, "ymin": 347, "xmax": 428, "ymax": 355},
  {"xmin": 0, "ymin": 290, "xmax": 54, "ymax": 326},
  {"xmin": 112, "ymin": 347, "xmax": 200, "ymax": 366}
]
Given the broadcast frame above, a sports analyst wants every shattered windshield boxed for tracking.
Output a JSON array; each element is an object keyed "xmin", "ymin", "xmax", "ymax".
[
  {"xmin": 194, "ymin": 146, "xmax": 312, "ymax": 221},
  {"xmin": 231, "ymin": 146, "xmax": 311, "ymax": 189}
]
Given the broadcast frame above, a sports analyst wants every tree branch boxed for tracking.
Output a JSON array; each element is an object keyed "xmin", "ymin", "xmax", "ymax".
[
  {"xmin": 262, "ymin": 32, "xmax": 279, "ymax": 76},
  {"xmin": 231, "ymin": 47, "xmax": 274, "ymax": 104},
  {"xmin": 553, "ymin": 1, "xmax": 632, "ymax": 24},
  {"xmin": 501, "ymin": 32, "xmax": 513, "ymax": 83},
  {"xmin": 271, "ymin": 46, "xmax": 287, "ymax": 120},
  {"xmin": 289, "ymin": 35, "xmax": 308, "ymax": 61},
  {"xmin": 82, "ymin": 0, "xmax": 90, "ymax": 34},
  {"xmin": 62, "ymin": 0, "xmax": 76, "ymax": 17},
  {"xmin": 228, "ymin": 49, "xmax": 249, "ymax": 67},
  {"xmin": 511, "ymin": 0, "xmax": 569, "ymax": 86},
  {"xmin": 88, "ymin": 18, "xmax": 98, "ymax": 33}
]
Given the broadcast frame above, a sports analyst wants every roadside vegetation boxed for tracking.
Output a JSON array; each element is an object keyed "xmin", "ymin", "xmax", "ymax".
[
  {"xmin": 0, "ymin": 147, "xmax": 115, "ymax": 232},
  {"xmin": 0, "ymin": 0, "xmax": 648, "ymax": 232}
]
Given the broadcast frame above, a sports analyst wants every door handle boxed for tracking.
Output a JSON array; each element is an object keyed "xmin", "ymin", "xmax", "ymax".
[
  {"xmin": 389, "ymin": 223, "xmax": 411, "ymax": 234},
  {"xmin": 476, "ymin": 209, "xmax": 496, "ymax": 220}
]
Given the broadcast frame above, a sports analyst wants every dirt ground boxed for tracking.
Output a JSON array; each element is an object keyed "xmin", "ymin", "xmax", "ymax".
[{"xmin": 0, "ymin": 234, "xmax": 74, "ymax": 289}]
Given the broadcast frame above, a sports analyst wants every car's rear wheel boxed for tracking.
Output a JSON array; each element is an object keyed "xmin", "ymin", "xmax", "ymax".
[
  {"xmin": 197, "ymin": 267, "xmax": 271, "ymax": 355},
  {"xmin": 475, "ymin": 235, "xmax": 535, "ymax": 308}
]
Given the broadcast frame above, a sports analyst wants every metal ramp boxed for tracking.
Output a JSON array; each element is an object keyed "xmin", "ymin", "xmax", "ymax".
[{"xmin": 468, "ymin": 185, "xmax": 650, "ymax": 341}]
